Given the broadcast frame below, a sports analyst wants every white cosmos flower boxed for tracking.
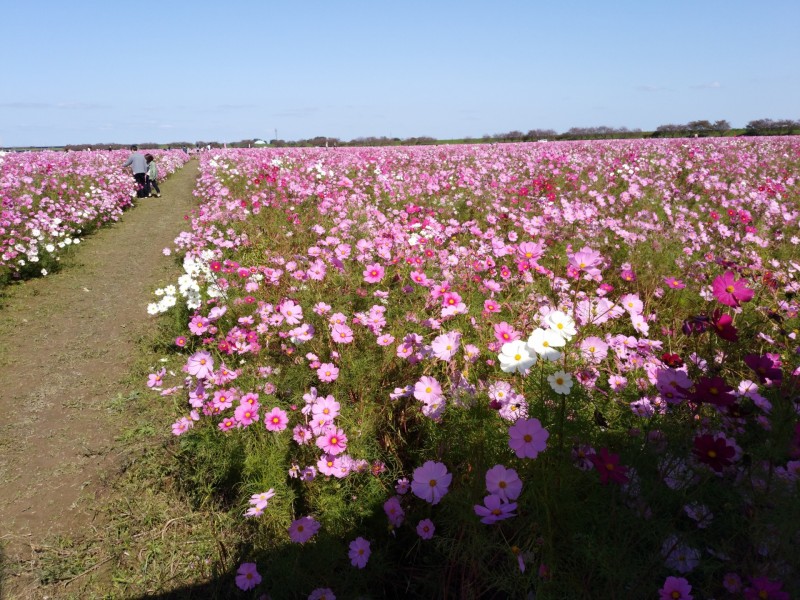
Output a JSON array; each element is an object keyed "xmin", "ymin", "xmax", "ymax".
[
  {"xmin": 498, "ymin": 340, "xmax": 537, "ymax": 374},
  {"xmin": 526, "ymin": 328, "xmax": 565, "ymax": 362},
  {"xmin": 547, "ymin": 370, "xmax": 573, "ymax": 395},
  {"xmin": 544, "ymin": 311, "xmax": 577, "ymax": 341}
]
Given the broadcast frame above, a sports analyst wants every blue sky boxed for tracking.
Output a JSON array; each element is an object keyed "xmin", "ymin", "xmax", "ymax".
[{"xmin": 2, "ymin": 0, "xmax": 798, "ymax": 146}]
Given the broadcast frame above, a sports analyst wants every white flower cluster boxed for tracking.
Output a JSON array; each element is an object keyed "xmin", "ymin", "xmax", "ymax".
[
  {"xmin": 497, "ymin": 310, "xmax": 576, "ymax": 394},
  {"xmin": 147, "ymin": 250, "xmax": 223, "ymax": 315}
]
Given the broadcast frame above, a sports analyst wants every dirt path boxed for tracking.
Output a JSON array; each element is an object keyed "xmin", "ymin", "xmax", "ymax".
[{"xmin": 0, "ymin": 160, "xmax": 198, "ymax": 593}]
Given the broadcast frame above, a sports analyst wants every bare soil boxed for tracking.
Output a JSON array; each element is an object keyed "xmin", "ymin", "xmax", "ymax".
[{"xmin": 0, "ymin": 161, "xmax": 198, "ymax": 598}]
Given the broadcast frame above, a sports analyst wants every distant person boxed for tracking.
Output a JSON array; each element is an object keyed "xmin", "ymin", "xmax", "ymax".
[
  {"xmin": 145, "ymin": 154, "xmax": 161, "ymax": 197},
  {"xmin": 122, "ymin": 145, "xmax": 149, "ymax": 198}
]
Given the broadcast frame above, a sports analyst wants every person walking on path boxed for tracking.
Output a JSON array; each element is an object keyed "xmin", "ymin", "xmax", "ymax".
[
  {"xmin": 145, "ymin": 153, "xmax": 161, "ymax": 197},
  {"xmin": 122, "ymin": 144, "xmax": 149, "ymax": 198}
]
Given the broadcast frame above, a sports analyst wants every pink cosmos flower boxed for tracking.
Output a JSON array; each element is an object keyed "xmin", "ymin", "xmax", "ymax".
[
  {"xmin": 411, "ymin": 460, "xmax": 452, "ymax": 505},
  {"xmin": 317, "ymin": 454, "xmax": 337, "ymax": 477},
  {"xmin": 288, "ymin": 516, "xmax": 320, "ymax": 543},
  {"xmin": 348, "ymin": 537, "xmax": 371, "ymax": 568},
  {"xmin": 235, "ymin": 562, "xmax": 262, "ymax": 591},
  {"xmin": 316, "ymin": 427, "xmax": 348, "ymax": 455},
  {"xmin": 186, "ymin": 351, "xmax": 214, "ymax": 379},
  {"xmin": 175, "ymin": 336, "xmax": 187, "ymax": 347},
  {"xmin": 664, "ymin": 276, "xmax": 686, "ymax": 289},
  {"xmin": 414, "ymin": 375, "xmax": 443, "ymax": 402},
  {"xmin": 712, "ymin": 271, "xmax": 754, "ymax": 307},
  {"xmin": 147, "ymin": 368, "xmax": 165, "ymax": 388},
  {"xmin": 279, "ymin": 299, "xmax": 303, "ymax": 324},
  {"xmin": 416, "ymin": 518, "xmax": 435, "ymax": 539},
  {"xmin": 312, "ymin": 395, "xmax": 340, "ymax": 422},
  {"xmin": 484, "ymin": 299, "xmax": 501, "ymax": 313},
  {"xmin": 264, "ymin": 407, "xmax": 289, "ymax": 431},
  {"xmin": 293, "ymin": 424, "xmax": 312, "ymax": 445},
  {"xmin": 316, "ymin": 362, "xmax": 339, "ymax": 382},
  {"xmin": 658, "ymin": 576, "xmax": 692, "ymax": 600},
  {"xmin": 331, "ymin": 323, "xmax": 354, "ymax": 343},
  {"xmin": 376, "ymin": 333, "xmax": 395, "ymax": 346},
  {"xmin": 171, "ymin": 417, "xmax": 193, "ymax": 436},
  {"xmin": 234, "ymin": 404, "xmax": 258, "ymax": 426},
  {"xmin": 363, "ymin": 263, "xmax": 385, "ymax": 283},
  {"xmin": 218, "ymin": 417, "xmax": 237, "ymax": 432},
  {"xmin": 383, "ymin": 496, "xmax": 405, "ymax": 527},
  {"xmin": 474, "ymin": 493, "xmax": 518, "ymax": 524},
  {"xmin": 508, "ymin": 418, "xmax": 549, "ymax": 459},
  {"xmin": 494, "ymin": 321, "xmax": 521, "ymax": 344},
  {"xmin": 485, "ymin": 464, "xmax": 522, "ymax": 501},
  {"xmin": 308, "ymin": 588, "xmax": 336, "ymax": 600}
]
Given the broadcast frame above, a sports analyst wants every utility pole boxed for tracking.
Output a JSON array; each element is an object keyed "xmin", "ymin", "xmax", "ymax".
[{"xmin": 275, "ymin": 128, "xmax": 278, "ymax": 143}]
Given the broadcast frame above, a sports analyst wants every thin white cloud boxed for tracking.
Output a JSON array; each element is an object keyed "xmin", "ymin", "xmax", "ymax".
[
  {"xmin": 691, "ymin": 81, "xmax": 722, "ymax": 89},
  {"xmin": 635, "ymin": 85, "xmax": 668, "ymax": 92}
]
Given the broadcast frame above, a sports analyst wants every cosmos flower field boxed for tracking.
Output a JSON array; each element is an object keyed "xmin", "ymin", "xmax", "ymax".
[
  {"xmin": 0, "ymin": 149, "xmax": 189, "ymax": 283},
  {"xmin": 151, "ymin": 138, "xmax": 795, "ymax": 597}
]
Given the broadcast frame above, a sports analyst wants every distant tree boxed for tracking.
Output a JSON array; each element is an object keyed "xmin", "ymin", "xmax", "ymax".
[{"xmin": 711, "ymin": 120, "xmax": 731, "ymax": 136}]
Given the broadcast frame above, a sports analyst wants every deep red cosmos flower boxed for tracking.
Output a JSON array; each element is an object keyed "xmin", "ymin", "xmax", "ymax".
[
  {"xmin": 691, "ymin": 376, "xmax": 736, "ymax": 407},
  {"xmin": 589, "ymin": 448, "xmax": 629, "ymax": 485},
  {"xmin": 693, "ymin": 434, "xmax": 735, "ymax": 472}
]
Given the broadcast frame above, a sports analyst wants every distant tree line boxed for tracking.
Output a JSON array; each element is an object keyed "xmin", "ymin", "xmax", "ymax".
[{"xmin": 7, "ymin": 116, "xmax": 798, "ymax": 152}]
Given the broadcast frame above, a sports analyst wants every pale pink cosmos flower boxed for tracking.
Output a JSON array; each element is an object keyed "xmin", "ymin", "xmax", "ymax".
[
  {"xmin": 312, "ymin": 395, "xmax": 340, "ymax": 422},
  {"xmin": 186, "ymin": 351, "xmax": 214, "ymax": 379},
  {"xmin": 474, "ymin": 493, "xmax": 518, "ymax": 524},
  {"xmin": 317, "ymin": 454, "xmax": 337, "ymax": 476},
  {"xmin": 331, "ymin": 323, "xmax": 354, "ymax": 343},
  {"xmin": 249, "ymin": 489, "xmax": 276, "ymax": 509},
  {"xmin": 147, "ymin": 368, "xmax": 166, "ymax": 388},
  {"xmin": 288, "ymin": 516, "xmax": 320, "ymax": 543},
  {"xmin": 431, "ymin": 331, "xmax": 461, "ymax": 361},
  {"xmin": 293, "ymin": 424, "xmax": 312, "ymax": 445},
  {"xmin": 414, "ymin": 375, "xmax": 443, "ymax": 402},
  {"xmin": 264, "ymin": 407, "xmax": 289, "ymax": 431},
  {"xmin": 316, "ymin": 362, "xmax": 339, "ymax": 382},
  {"xmin": 508, "ymin": 418, "xmax": 549, "ymax": 459},
  {"xmin": 411, "ymin": 460, "xmax": 452, "ymax": 505},
  {"xmin": 485, "ymin": 465, "xmax": 523, "ymax": 501}
]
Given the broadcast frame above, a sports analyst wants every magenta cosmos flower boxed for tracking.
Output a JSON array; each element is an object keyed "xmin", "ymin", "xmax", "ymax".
[
  {"xmin": 348, "ymin": 536, "xmax": 371, "ymax": 568},
  {"xmin": 589, "ymin": 448, "xmax": 629, "ymax": 485},
  {"xmin": 712, "ymin": 271, "xmax": 754, "ymax": 307},
  {"xmin": 186, "ymin": 351, "xmax": 214, "ymax": 379},
  {"xmin": 508, "ymin": 418, "xmax": 549, "ymax": 459},
  {"xmin": 288, "ymin": 516, "xmax": 320, "ymax": 543},
  {"xmin": 308, "ymin": 588, "xmax": 336, "ymax": 600},
  {"xmin": 316, "ymin": 427, "xmax": 348, "ymax": 455},
  {"xmin": 383, "ymin": 496, "xmax": 405, "ymax": 527},
  {"xmin": 658, "ymin": 576, "xmax": 692, "ymax": 600},
  {"xmin": 474, "ymin": 494, "xmax": 518, "ymax": 524},
  {"xmin": 235, "ymin": 562, "xmax": 262, "ymax": 591},
  {"xmin": 416, "ymin": 518, "xmax": 435, "ymax": 539},
  {"xmin": 411, "ymin": 460, "xmax": 452, "ymax": 504},
  {"xmin": 363, "ymin": 263, "xmax": 385, "ymax": 284},
  {"xmin": 743, "ymin": 577, "xmax": 789, "ymax": 600},
  {"xmin": 264, "ymin": 407, "xmax": 289, "ymax": 431}
]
